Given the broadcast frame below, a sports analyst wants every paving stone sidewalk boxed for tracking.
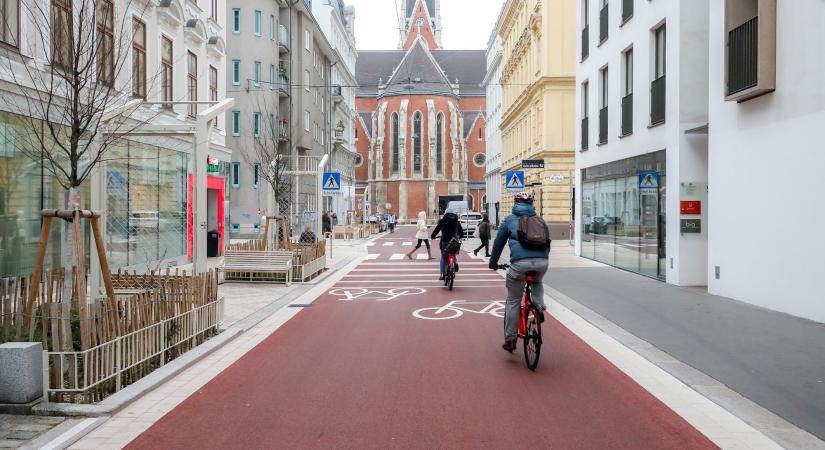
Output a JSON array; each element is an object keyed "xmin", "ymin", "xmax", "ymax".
[{"xmin": 0, "ymin": 415, "xmax": 65, "ymax": 448}]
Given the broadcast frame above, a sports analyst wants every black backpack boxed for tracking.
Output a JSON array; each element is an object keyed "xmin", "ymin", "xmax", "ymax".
[{"xmin": 517, "ymin": 215, "xmax": 550, "ymax": 250}]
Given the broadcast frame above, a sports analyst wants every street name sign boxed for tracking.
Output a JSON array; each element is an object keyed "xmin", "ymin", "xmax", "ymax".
[{"xmin": 522, "ymin": 159, "xmax": 545, "ymax": 169}]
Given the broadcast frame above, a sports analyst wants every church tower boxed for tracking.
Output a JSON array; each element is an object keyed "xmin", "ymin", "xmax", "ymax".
[{"xmin": 399, "ymin": 0, "xmax": 442, "ymax": 50}]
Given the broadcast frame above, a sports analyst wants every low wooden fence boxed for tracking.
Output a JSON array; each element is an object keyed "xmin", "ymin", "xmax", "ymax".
[{"xmin": 1, "ymin": 268, "xmax": 222, "ymax": 404}]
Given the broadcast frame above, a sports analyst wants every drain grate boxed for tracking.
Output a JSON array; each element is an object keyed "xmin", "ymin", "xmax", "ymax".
[{"xmin": 288, "ymin": 304, "xmax": 315, "ymax": 308}]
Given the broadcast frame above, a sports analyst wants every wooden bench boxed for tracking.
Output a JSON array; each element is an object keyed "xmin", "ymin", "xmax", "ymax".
[{"xmin": 221, "ymin": 250, "xmax": 293, "ymax": 285}]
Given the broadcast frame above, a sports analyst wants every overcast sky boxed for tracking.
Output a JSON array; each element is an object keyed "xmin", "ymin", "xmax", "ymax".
[{"xmin": 346, "ymin": 0, "xmax": 505, "ymax": 50}]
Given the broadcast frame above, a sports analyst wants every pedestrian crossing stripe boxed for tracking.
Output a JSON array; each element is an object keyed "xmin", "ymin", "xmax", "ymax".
[
  {"xmin": 390, "ymin": 253, "xmax": 404, "ymax": 260},
  {"xmin": 322, "ymin": 172, "xmax": 341, "ymax": 191}
]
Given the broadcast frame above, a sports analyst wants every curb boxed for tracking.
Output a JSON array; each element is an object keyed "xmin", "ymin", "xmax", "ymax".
[{"xmin": 33, "ymin": 327, "xmax": 242, "ymax": 417}]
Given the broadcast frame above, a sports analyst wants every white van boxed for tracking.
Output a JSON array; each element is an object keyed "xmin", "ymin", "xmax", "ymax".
[{"xmin": 446, "ymin": 201, "xmax": 469, "ymax": 216}]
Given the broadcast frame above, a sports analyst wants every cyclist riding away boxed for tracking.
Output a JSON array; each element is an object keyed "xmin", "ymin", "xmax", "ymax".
[
  {"xmin": 489, "ymin": 191, "xmax": 551, "ymax": 353},
  {"xmin": 431, "ymin": 208, "xmax": 464, "ymax": 280}
]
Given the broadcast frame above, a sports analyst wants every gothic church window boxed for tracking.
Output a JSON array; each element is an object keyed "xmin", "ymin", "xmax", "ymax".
[
  {"xmin": 413, "ymin": 112, "xmax": 422, "ymax": 173},
  {"xmin": 391, "ymin": 113, "xmax": 399, "ymax": 173}
]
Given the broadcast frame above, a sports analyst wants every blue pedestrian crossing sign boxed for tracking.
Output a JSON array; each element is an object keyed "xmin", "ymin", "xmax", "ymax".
[
  {"xmin": 323, "ymin": 172, "xmax": 341, "ymax": 191},
  {"xmin": 638, "ymin": 171, "xmax": 659, "ymax": 194},
  {"xmin": 505, "ymin": 170, "xmax": 525, "ymax": 192}
]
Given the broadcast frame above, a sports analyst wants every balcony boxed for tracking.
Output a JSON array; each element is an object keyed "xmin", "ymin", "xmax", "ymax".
[
  {"xmin": 278, "ymin": 119, "xmax": 289, "ymax": 142},
  {"xmin": 727, "ymin": 17, "xmax": 758, "ymax": 96},
  {"xmin": 331, "ymin": 85, "xmax": 343, "ymax": 103},
  {"xmin": 650, "ymin": 76, "xmax": 665, "ymax": 125},
  {"xmin": 621, "ymin": 93, "xmax": 633, "ymax": 136},
  {"xmin": 581, "ymin": 117, "xmax": 589, "ymax": 151},
  {"xmin": 622, "ymin": 0, "xmax": 633, "ymax": 23},
  {"xmin": 581, "ymin": 25, "xmax": 589, "ymax": 60},
  {"xmin": 277, "ymin": 74, "xmax": 289, "ymax": 97},
  {"xmin": 278, "ymin": 24, "xmax": 289, "ymax": 53},
  {"xmin": 598, "ymin": 107, "xmax": 608, "ymax": 145},
  {"xmin": 599, "ymin": 4, "xmax": 608, "ymax": 44}
]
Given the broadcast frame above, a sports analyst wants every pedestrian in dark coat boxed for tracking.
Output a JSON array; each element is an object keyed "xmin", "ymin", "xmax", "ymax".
[{"xmin": 473, "ymin": 213, "xmax": 492, "ymax": 257}]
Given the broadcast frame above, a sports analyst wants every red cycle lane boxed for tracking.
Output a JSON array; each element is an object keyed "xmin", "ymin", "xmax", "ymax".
[{"xmin": 127, "ymin": 227, "xmax": 716, "ymax": 449}]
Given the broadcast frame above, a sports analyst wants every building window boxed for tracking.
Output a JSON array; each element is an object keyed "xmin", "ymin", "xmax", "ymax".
[
  {"xmin": 724, "ymin": 0, "xmax": 775, "ymax": 101},
  {"xmin": 161, "ymin": 36, "xmax": 173, "ymax": 105},
  {"xmin": 473, "ymin": 153, "xmax": 486, "ymax": 167},
  {"xmin": 581, "ymin": 81, "xmax": 589, "ymax": 150},
  {"xmin": 51, "ymin": 0, "xmax": 73, "ymax": 68},
  {"xmin": 96, "ymin": 0, "xmax": 114, "ymax": 85},
  {"xmin": 0, "ymin": 0, "xmax": 20, "ymax": 47},
  {"xmin": 391, "ymin": 113, "xmax": 399, "ymax": 173},
  {"xmin": 621, "ymin": 48, "xmax": 633, "ymax": 136},
  {"xmin": 270, "ymin": 15, "xmax": 275, "ymax": 40},
  {"xmin": 211, "ymin": 0, "xmax": 218, "ymax": 22},
  {"xmin": 232, "ymin": 8, "xmax": 240, "ymax": 33},
  {"xmin": 478, "ymin": 126, "xmax": 483, "ymax": 140},
  {"xmin": 232, "ymin": 59, "xmax": 240, "ymax": 86},
  {"xmin": 132, "ymin": 18, "xmax": 147, "ymax": 98},
  {"xmin": 599, "ymin": 66, "xmax": 608, "ymax": 144},
  {"xmin": 209, "ymin": 65, "xmax": 218, "ymax": 102},
  {"xmin": 436, "ymin": 112, "xmax": 443, "ymax": 173},
  {"xmin": 187, "ymin": 51, "xmax": 197, "ymax": 117},
  {"xmin": 254, "ymin": 112, "xmax": 261, "ymax": 137},
  {"xmin": 269, "ymin": 64, "xmax": 275, "ymax": 90},
  {"xmin": 304, "ymin": 69, "xmax": 310, "ymax": 91},
  {"xmin": 651, "ymin": 25, "xmax": 666, "ymax": 125},
  {"xmin": 413, "ymin": 112, "xmax": 422, "ymax": 173},
  {"xmin": 254, "ymin": 164, "xmax": 260, "ymax": 186},
  {"xmin": 581, "ymin": 0, "xmax": 589, "ymax": 60},
  {"xmin": 622, "ymin": 0, "xmax": 633, "ymax": 23},
  {"xmin": 599, "ymin": 0, "xmax": 608, "ymax": 44},
  {"xmin": 231, "ymin": 223, "xmax": 240, "ymax": 233},
  {"xmin": 231, "ymin": 162, "xmax": 240, "ymax": 188},
  {"xmin": 254, "ymin": 10, "xmax": 261, "ymax": 36},
  {"xmin": 304, "ymin": 110, "xmax": 310, "ymax": 132},
  {"xmin": 231, "ymin": 110, "xmax": 240, "ymax": 136},
  {"xmin": 254, "ymin": 61, "xmax": 261, "ymax": 86},
  {"xmin": 304, "ymin": 29, "xmax": 310, "ymax": 51}
]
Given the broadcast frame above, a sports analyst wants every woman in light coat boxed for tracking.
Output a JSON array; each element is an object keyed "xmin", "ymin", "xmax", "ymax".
[{"xmin": 406, "ymin": 211, "xmax": 433, "ymax": 260}]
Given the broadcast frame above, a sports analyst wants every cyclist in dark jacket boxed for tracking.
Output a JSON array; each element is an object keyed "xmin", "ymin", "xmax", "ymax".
[
  {"xmin": 431, "ymin": 208, "xmax": 464, "ymax": 280},
  {"xmin": 489, "ymin": 192, "xmax": 550, "ymax": 353}
]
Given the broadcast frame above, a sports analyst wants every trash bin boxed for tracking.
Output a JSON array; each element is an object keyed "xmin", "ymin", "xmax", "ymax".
[{"xmin": 207, "ymin": 230, "xmax": 221, "ymax": 257}]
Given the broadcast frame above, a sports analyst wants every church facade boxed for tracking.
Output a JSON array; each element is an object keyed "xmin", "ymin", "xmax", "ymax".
[{"xmin": 353, "ymin": 0, "xmax": 487, "ymax": 222}]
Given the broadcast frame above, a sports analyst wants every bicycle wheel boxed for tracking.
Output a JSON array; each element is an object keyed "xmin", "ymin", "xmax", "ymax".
[
  {"xmin": 448, "ymin": 274, "xmax": 454, "ymax": 291},
  {"xmin": 523, "ymin": 304, "xmax": 542, "ymax": 371}
]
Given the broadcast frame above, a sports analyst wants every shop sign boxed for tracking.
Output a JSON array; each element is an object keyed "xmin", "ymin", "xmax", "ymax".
[
  {"xmin": 548, "ymin": 173, "xmax": 565, "ymax": 184},
  {"xmin": 680, "ymin": 200, "xmax": 701, "ymax": 215},
  {"xmin": 522, "ymin": 159, "xmax": 545, "ymax": 169},
  {"xmin": 207, "ymin": 156, "xmax": 220, "ymax": 173},
  {"xmin": 680, "ymin": 219, "xmax": 701, "ymax": 234}
]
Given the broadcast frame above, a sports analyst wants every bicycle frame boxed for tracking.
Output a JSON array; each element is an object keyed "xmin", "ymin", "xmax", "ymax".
[{"xmin": 518, "ymin": 274, "xmax": 535, "ymax": 337}]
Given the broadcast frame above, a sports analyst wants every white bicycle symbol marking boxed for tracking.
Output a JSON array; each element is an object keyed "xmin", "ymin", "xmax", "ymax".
[
  {"xmin": 328, "ymin": 287, "xmax": 427, "ymax": 302},
  {"xmin": 413, "ymin": 300, "xmax": 505, "ymax": 320}
]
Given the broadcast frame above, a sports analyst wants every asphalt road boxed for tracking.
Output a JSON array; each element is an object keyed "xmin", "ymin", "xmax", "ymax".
[{"xmin": 125, "ymin": 228, "xmax": 715, "ymax": 449}]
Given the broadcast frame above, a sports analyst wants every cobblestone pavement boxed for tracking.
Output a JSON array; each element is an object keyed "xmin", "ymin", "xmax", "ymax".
[{"xmin": 0, "ymin": 415, "xmax": 65, "ymax": 448}]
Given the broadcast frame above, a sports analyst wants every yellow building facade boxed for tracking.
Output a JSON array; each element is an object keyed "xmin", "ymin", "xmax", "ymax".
[{"xmin": 498, "ymin": 0, "xmax": 576, "ymax": 239}]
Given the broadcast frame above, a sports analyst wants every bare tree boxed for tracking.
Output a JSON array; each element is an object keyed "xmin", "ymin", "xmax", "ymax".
[
  {"xmin": 240, "ymin": 97, "xmax": 293, "ymax": 217},
  {"xmin": 4, "ymin": 0, "xmax": 150, "ymax": 200}
]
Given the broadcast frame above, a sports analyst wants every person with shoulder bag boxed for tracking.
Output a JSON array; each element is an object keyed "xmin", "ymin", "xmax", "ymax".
[
  {"xmin": 406, "ymin": 211, "xmax": 433, "ymax": 260},
  {"xmin": 473, "ymin": 213, "xmax": 492, "ymax": 257},
  {"xmin": 488, "ymin": 192, "xmax": 551, "ymax": 353}
]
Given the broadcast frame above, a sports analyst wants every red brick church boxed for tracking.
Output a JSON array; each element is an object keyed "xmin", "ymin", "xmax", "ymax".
[{"xmin": 354, "ymin": 0, "xmax": 487, "ymax": 222}]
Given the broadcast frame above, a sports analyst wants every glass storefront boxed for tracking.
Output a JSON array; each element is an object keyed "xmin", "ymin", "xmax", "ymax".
[
  {"xmin": 581, "ymin": 150, "xmax": 666, "ymax": 280},
  {"xmin": 0, "ymin": 109, "xmax": 189, "ymax": 277}
]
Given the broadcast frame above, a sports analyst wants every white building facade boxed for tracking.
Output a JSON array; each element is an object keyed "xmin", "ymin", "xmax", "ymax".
[
  {"xmin": 0, "ymin": 0, "xmax": 230, "ymax": 276},
  {"xmin": 312, "ymin": 0, "xmax": 359, "ymax": 224},
  {"xmin": 483, "ymin": 32, "xmax": 503, "ymax": 227},
  {"xmin": 575, "ymin": 0, "xmax": 709, "ymax": 284},
  {"xmin": 707, "ymin": 0, "xmax": 825, "ymax": 323}
]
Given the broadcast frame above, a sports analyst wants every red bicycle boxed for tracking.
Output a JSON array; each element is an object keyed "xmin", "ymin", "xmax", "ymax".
[{"xmin": 497, "ymin": 264, "xmax": 542, "ymax": 370}]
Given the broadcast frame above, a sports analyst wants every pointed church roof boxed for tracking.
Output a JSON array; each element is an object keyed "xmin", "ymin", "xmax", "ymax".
[
  {"xmin": 382, "ymin": 37, "xmax": 454, "ymax": 97},
  {"xmin": 462, "ymin": 111, "xmax": 485, "ymax": 139},
  {"xmin": 406, "ymin": 0, "xmax": 435, "ymax": 19},
  {"xmin": 356, "ymin": 48, "xmax": 486, "ymax": 98},
  {"xmin": 357, "ymin": 112, "xmax": 373, "ymax": 138}
]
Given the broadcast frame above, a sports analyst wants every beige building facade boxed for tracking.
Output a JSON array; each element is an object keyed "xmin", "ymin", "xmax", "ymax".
[{"xmin": 497, "ymin": 0, "xmax": 576, "ymax": 239}]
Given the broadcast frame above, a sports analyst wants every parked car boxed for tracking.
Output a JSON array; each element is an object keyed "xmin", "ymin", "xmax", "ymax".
[
  {"xmin": 592, "ymin": 216, "xmax": 621, "ymax": 235},
  {"xmin": 459, "ymin": 212, "xmax": 483, "ymax": 236}
]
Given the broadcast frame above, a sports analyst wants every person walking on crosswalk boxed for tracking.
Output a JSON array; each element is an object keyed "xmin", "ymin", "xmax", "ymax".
[{"xmin": 406, "ymin": 211, "xmax": 433, "ymax": 260}]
